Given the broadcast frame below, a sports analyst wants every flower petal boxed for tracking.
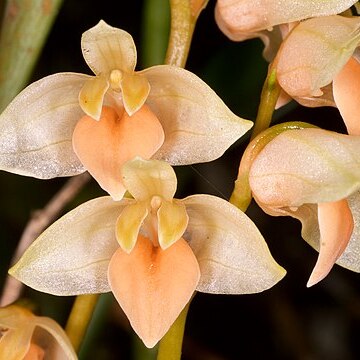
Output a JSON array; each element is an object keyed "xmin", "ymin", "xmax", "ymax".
[
  {"xmin": 0, "ymin": 73, "xmax": 88, "ymax": 178},
  {"xmin": 307, "ymin": 199, "xmax": 354, "ymax": 287},
  {"xmin": 259, "ymin": 195, "xmax": 360, "ymax": 274},
  {"xmin": 116, "ymin": 202, "xmax": 148, "ymax": 253},
  {"xmin": 9, "ymin": 196, "xmax": 129, "ymax": 295},
  {"xmin": 121, "ymin": 157, "xmax": 177, "ymax": 201},
  {"xmin": 293, "ymin": 83, "xmax": 336, "ymax": 108},
  {"xmin": 79, "ymin": 75, "xmax": 109, "ymax": 120},
  {"xmin": 333, "ymin": 57, "xmax": 360, "ymax": 135},
  {"xmin": 157, "ymin": 200, "xmax": 189, "ymax": 249},
  {"xmin": 215, "ymin": 0, "xmax": 357, "ymax": 35},
  {"xmin": 142, "ymin": 65, "xmax": 253, "ymax": 165},
  {"xmin": 108, "ymin": 235, "xmax": 200, "ymax": 348},
  {"xmin": 35, "ymin": 317, "xmax": 77, "ymax": 360},
  {"xmin": 276, "ymin": 15, "xmax": 360, "ymax": 97},
  {"xmin": 81, "ymin": 20, "xmax": 137, "ymax": 75},
  {"xmin": 249, "ymin": 128, "xmax": 360, "ymax": 207},
  {"xmin": 182, "ymin": 194, "xmax": 286, "ymax": 294},
  {"xmin": 0, "ymin": 326, "xmax": 34, "ymax": 360},
  {"xmin": 121, "ymin": 72, "xmax": 151, "ymax": 116},
  {"xmin": 0, "ymin": 305, "xmax": 33, "ymax": 329},
  {"xmin": 73, "ymin": 105, "xmax": 164, "ymax": 200}
]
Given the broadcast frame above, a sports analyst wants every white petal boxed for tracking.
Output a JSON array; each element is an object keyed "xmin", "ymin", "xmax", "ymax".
[
  {"xmin": 9, "ymin": 197, "xmax": 131, "ymax": 295},
  {"xmin": 182, "ymin": 195, "xmax": 286, "ymax": 294},
  {"xmin": 250, "ymin": 128, "xmax": 360, "ymax": 207},
  {"xmin": 337, "ymin": 191, "xmax": 360, "ymax": 271},
  {"xmin": 276, "ymin": 15, "xmax": 360, "ymax": 97},
  {"xmin": 81, "ymin": 20, "xmax": 137, "ymax": 75},
  {"xmin": 0, "ymin": 73, "xmax": 89, "ymax": 178},
  {"xmin": 142, "ymin": 65, "xmax": 253, "ymax": 165},
  {"xmin": 215, "ymin": 0, "xmax": 357, "ymax": 34}
]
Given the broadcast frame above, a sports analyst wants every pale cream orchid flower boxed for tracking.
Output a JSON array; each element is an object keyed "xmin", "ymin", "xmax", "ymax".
[
  {"xmin": 0, "ymin": 20, "xmax": 252, "ymax": 200},
  {"xmin": 10, "ymin": 158, "xmax": 285, "ymax": 348},
  {"xmin": 215, "ymin": 0, "xmax": 357, "ymax": 61},
  {"xmin": 274, "ymin": 15, "xmax": 360, "ymax": 115},
  {"xmin": 249, "ymin": 128, "xmax": 360, "ymax": 287},
  {"xmin": 0, "ymin": 304, "xmax": 77, "ymax": 360}
]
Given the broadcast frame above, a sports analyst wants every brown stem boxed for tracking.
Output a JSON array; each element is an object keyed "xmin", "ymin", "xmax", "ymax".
[{"xmin": 0, "ymin": 172, "xmax": 91, "ymax": 306}]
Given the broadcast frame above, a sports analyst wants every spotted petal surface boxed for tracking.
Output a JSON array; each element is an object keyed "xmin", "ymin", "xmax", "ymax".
[{"xmin": 183, "ymin": 194, "xmax": 286, "ymax": 294}]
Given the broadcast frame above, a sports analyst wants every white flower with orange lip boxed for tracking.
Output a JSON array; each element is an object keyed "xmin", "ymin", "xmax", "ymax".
[
  {"xmin": 249, "ymin": 128, "xmax": 360, "ymax": 287},
  {"xmin": 10, "ymin": 158, "xmax": 285, "ymax": 348},
  {"xmin": 0, "ymin": 20, "xmax": 252, "ymax": 200},
  {"xmin": 0, "ymin": 305, "xmax": 76, "ymax": 360},
  {"xmin": 273, "ymin": 15, "xmax": 360, "ymax": 129},
  {"xmin": 215, "ymin": 1, "xmax": 357, "ymax": 60}
]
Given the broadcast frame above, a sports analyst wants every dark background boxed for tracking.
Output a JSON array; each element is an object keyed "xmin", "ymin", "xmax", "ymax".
[{"xmin": 1, "ymin": 1, "xmax": 359, "ymax": 359}]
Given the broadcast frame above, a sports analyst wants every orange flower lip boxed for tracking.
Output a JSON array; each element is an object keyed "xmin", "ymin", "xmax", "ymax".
[{"xmin": 72, "ymin": 105, "xmax": 165, "ymax": 200}]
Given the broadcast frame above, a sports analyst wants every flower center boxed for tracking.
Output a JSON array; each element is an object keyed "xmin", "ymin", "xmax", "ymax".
[{"xmin": 109, "ymin": 69, "xmax": 123, "ymax": 91}]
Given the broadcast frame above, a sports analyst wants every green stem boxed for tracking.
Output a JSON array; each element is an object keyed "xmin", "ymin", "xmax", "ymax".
[
  {"xmin": 230, "ymin": 122, "xmax": 318, "ymax": 212},
  {"xmin": 0, "ymin": 0, "xmax": 63, "ymax": 111},
  {"xmin": 157, "ymin": 301, "xmax": 191, "ymax": 360},
  {"xmin": 250, "ymin": 67, "xmax": 281, "ymax": 140},
  {"xmin": 141, "ymin": 0, "xmax": 170, "ymax": 68},
  {"xmin": 165, "ymin": 0, "xmax": 195, "ymax": 67},
  {"xmin": 65, "ymin": 294, "xmax": 100, "ymax": 353}
]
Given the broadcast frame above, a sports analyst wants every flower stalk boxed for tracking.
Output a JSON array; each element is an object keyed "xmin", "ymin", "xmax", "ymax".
[
  {"xmin": 157, "ymin": 302, "xmax": 190, "ymax": 360},
  {"xmin": 65, "ymin": 294, "xmax": 100, "ymax": 352},
  {"xmin": 251, "ymin": 67, "xmax": 281, "ymax": 140}
]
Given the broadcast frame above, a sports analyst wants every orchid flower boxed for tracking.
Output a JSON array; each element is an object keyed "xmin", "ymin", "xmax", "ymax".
[
  {"xmin": 0, "ymin": 304, "xmax": 76, "ymax": 360},
  {"xmin": 249, "ymin": 128, "xmax": 360, "ymax": 287},
  {"xmin": 274, "ymin": 15, "xmax": 360, "ymax": 115},
  {"xmin": 0, "ymin": 20, "xmax": 252, "ymax": 200},
  {"xmin": 215, "ymin": 0, "xmax": 357, "ymax": 61},
  {"xmin": 9, "ymin": 158, "xmax": 285, "ymax": 348}
]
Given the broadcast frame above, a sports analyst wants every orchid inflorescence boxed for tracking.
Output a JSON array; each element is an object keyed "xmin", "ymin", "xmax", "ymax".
[{"xmin": 1, "ymin": 0, "xmax": 360, "ymax": 358}]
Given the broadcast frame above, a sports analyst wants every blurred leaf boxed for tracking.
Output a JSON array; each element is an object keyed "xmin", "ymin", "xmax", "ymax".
[{"xmin": 0, "ymin": 0, "xmax": 63, "ymax": 111}]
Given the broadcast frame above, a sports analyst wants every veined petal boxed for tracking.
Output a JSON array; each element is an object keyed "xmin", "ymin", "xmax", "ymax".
[
  {"xmin": 35, "ymin": 317, "xmax": 77, "ymax": 360},
  {"xmin": 121, "ymin": 72, "xmax": 151, "ymax": 116},
  {"xmin": 116, "ymin": 202, "xmax": 148, "ymax": 253},
  {"xmin": 215, "ymin": 6, "xmax": 284, "ymax": 62},
  {"xmin": 249, "ymin": 128, "xmax": 360, "ymax": 207},
  {"xmin": 121, "ymin": 157, "xmax": 177, "ymax": 201},
  {"xmin": 79, "ymin": 75, "xmax": 109, "ymax": 120},
  {"xmin": 73, "ymin": 106, "xmax": 164, "ymax": 200},
  {"xmin": 307, "ymin": 199, "xmax": 354, "ymax": 287},
  {"xmin": 9, "ymin": 196, "xmax": 130, "ymax": 295},
  {"xmin": 333, "ymin": 57, "xmax": 360, "ymax": 135},
  {"xmin": 157, "ymin": 200, "xmax": 189, "ymax": 249},
  {"xmin": 0, "ymin": 73, "xmax": 88, "ymax": 178},
  {"xmin": 108, "ymin": 235, "xmax": 200, "ymax": 348},
  {"xmin": 276, "ymin": 15, "xmax": 360, "ymax": 97},
  {"xmin": 215, "ymin": 0, "xmax": 357, "ymax": 35},
  {"xmin": 81, "ymin": 20, "xmax": 137, "ymax": 75},
  {"xmin": 182, "ymin": 194, "xmax": 286, "ymax": 294},
  {"xmin": 142, "ymin": 65, "xmax": 253, "ymax": 165},
  {"xmin": 0, "ymin": 326, "xmax": 34, "ymax": 360}
]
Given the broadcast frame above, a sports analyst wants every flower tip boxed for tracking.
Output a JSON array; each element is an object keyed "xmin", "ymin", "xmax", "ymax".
[{"xmin": 306, "ymin": 270, "xmax": 326, "ymax": 288}]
